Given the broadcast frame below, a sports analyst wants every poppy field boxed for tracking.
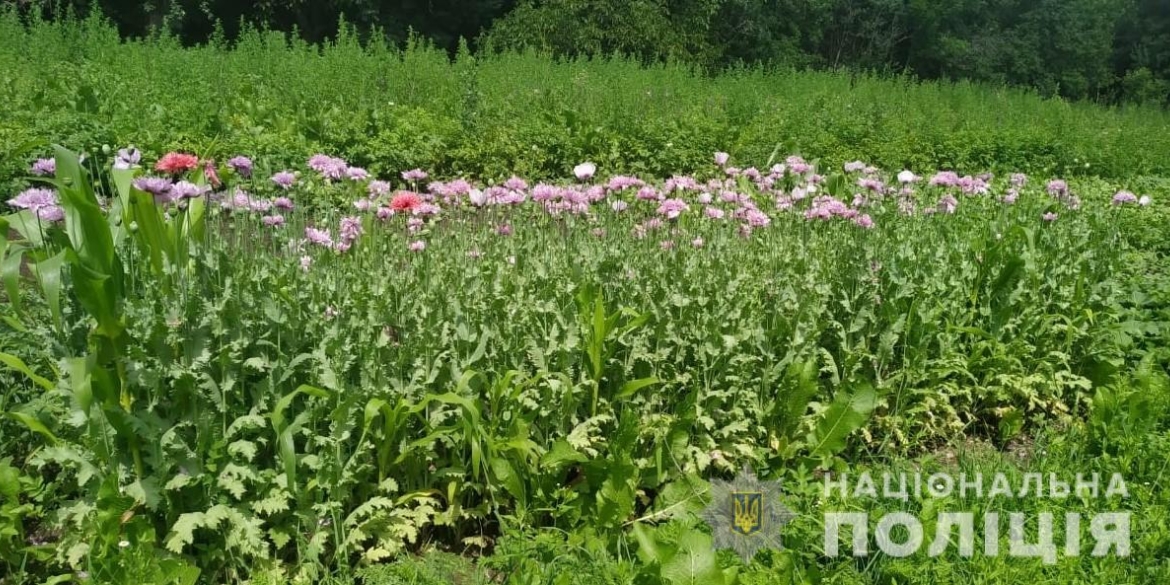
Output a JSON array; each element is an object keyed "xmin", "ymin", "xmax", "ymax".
[
  {"xmin": 3, "ymin": 142, "xmax": 1170, "ymax": 584},
  {"xmin": 3, "ymin": 11, "xmax": 1170, "ymax": 585}
]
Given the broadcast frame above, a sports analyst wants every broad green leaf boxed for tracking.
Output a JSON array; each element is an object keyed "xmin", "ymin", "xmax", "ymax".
[
  {"xmin": 126, "ymin": 477, "xmax": 162, "ymax": 510},
  {"xmin": 653, "ymin": 474, "xmax": 709, "ymax": 517},
  {"xmin": 617, "ymin": 376, "xmax": 661, "ymax": 398},
  {"xmin": 596, "ymin": 463, "xmax": 636, "ymax": 527},
  {"xmin": 590, "ymin": 293, "xmax": 606, "ymax": 379},
  {"xmin": 129, "ymin": 184, "xmax": 168, "ymax": 275},
  {"xmin": 465, "ymin": 330, "xmax": 490, "ymax": 365},
  {"xmin": 277, "ymin": 411, "xmax": 316, "ymax": 495},
  {"xmin": 660, "ymin": 530, "xmax": 725, "ymax": 585},
  {"xmin": 66, "ymin": 356, "xmax": 94, "ymax": 417},
  {"xmin": 158, "ymin": 559, "xmax": 200, "ymax": 585},
  {"xmin": 539, "ymin": 439, "xmax": 587, "ymax": 469},
  {"xmin": 65, "ymin": 543, "xmax": 90, "ymax": 568},
  {"xmin": 111, "ymin": 166, "xmax": 136, "ymax": 213},
  {"xmin": 184, "ymin": 195, "xmax": 207, "ymax": 243},
  {"xmin": 4, "ymin": 210, "xmax": 46, "ymax": 247},
  {"xmin": 632, "ymin": 523, "xmax": 668, "ymax": 565},
  {"xmin": 778, "ymin": 359, "xmax": 821, "ymax": 438},
  {"xmin": 825, "ymin": 173, "xmax": 847, "ymax": 198},
  {"xmin": 54, "ymin": 145, "xmax": 116, "ymax": 274},
  {"xmin": 0, "ymin": 248, "xmax": 23, "ymax": 316},
  {"xmin": 0, "ymin": 457, "xmax": 19, "ymax": 499},
  {"xmin": 1, "ymin": 315, "xmax": 28, "ymax": 332},
  {"xmin": 30, "ymin": 250, "xmax": 66, "ymax": 333},
  {"xmin": 490, "ymin": 457, "xmax": 525, "ymax": 505},
  {"xmin": 809, "ymin": 385, "xmax": 877, "ymax": 459},
  {"xmin": 0, "ymin": 351, "xmax": 54, "ymax": 390},
  {"xmin": 363, "ymin": 398, "xmax": 387, "ymax": 430},
  {"xmin": 65, "ymin": 249, "xmax": 124, "ymax": 338},
  {"xmin": 8, "ymin": 412, "xmax": 59, "ymax": 444},
  {"xmin": 271, "ymin": 384, "xmax": 329, "ymax": 431}
]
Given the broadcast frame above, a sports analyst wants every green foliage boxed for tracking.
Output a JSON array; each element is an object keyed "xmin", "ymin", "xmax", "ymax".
[
  {"xmin": 18, "ymin": 0, "xmax": 1170, "ymax": 103},
  {"xmin": 1, "ymin": 136, "xmax": 1166, "ymax": 583},
  {"xmin": 5, "ymin": 13, "xmax": 1170, "ymax": 193},
  {"xmin": 634, "ymin": 521, "xmax": 738, "ymax": 585},
  {"xmin": 356, "ymin": 551, "xmax": 488, "ymax": 585},
  {"xmin": 483, "ymin": 0, "xmax": 721, "ymax": 66},
  {"xmin": 1, "ymin": 16, "xmax": 1170, "ymax": 583}
]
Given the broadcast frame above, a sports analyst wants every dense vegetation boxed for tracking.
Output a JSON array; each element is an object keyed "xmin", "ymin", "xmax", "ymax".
[
  {"xmin": 5, "ymin": 10, "xmax": 1170, "ymax": 197},
  {"xmin": 19, "ymin": 0, "xmax": 1170, "ymax": 104},
  {"xmin": 2, "ymin": 13, "xmax": 1170, "ymax": 585}
]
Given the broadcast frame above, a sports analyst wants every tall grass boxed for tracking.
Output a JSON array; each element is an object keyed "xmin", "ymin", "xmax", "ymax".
[{"xmin": 2, "ymin": 10, "xmax": 1170, "ymax": 195}]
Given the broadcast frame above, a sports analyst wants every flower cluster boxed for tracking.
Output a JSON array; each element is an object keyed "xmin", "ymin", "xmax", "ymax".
[
  {"xmin": 9, "ymin": 148, "xmax": 1145, "ymax": 264},
  {"xmin": 1046, "ymin": 179, "xmax": 1081, "ymax": 210},
  {"xmin": 7, "ymin": 188, "xmax": 64, "ymax": 221},
  {"xmin": 227, "ymin": 156, "xmax": 254, "ymax": 178},
  {"xmin": 308, "ymin": 154, "xmax": 349, "ymax": 180},
  {"xmin": 272, "ymin": 171, "xmax": 297, "ymax": 189},
  {"xmin": 30, "ymin": 158, "xmax": 56, "ymax": 177},
  {"xmin": 1111, "ymin": 190, "xmax": 1151, "ymax": 206},
  {"xmin": 304, "ymin": 215, "xmax": 366, "ymax": 253}
]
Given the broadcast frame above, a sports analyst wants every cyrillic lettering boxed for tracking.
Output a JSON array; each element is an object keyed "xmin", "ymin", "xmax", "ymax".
[
  {"xmin": 883, "ymin": 473, "xmax": 909, "ymax": 501},
  {"xmin": 1017, "ymin": 473, "xmax": 1044, "ymax": 498},
  {"xmin": 959, "ymin": 473, "xmax": 983, "ymax": 498},
  {"xmin": 1105, "ymin": 474, "xmax": 1129, "ymax": 499},
  {"xmin": 876, "ymin": 513, "xmax": 924, "ymax": 557},
  {"xmin": 1048, "ymin": 474, "xmax": 1070, "ymax": 499},
  {"xmin": 824, "ymin": 473, "xmax": 849, "ymax": 499},
  {"xmin": 927, "ymin": 473, "xmax": 954, "ymax": 498},
  {"xmin": 825, "ymin": 512, "xmax": 868, "ymax": 557},
  {"xmin": 853, "ymin": 472, "xmax": 878, "ymax": 498},
  {"xmin": 984, "ymin": 512, "xmax": 1000, "ymax": 556},
  {"xmin": 1074, "ymin": 473, "xmax": 1099, "ymax": 498},
  {"xmin": 1064, "ymin": 512, "xmax": 1081, "ymax": 557},
  {"xmin": 928, "ymin": 512, "xmax": 974, "ymax": 557},
  {"xmin": 988, "ymin": 474, "xmax": 1014, "ymax": 499},
  {"xmin": 1008, "ymin": 512, "xmax": 1056, "ymax": 565},
  {"xmin": 1090, "ymin": 513, "xmax": 1131, "ymax": 557}
]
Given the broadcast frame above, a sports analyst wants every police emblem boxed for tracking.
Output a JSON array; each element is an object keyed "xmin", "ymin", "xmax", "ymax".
[
  {"xmin": 700, "ymin": 466, "xmax": 795, "ymax": 561},
  {"xmin": 731, "ymin": 491, "xmax": 763, "ymax": 535}
]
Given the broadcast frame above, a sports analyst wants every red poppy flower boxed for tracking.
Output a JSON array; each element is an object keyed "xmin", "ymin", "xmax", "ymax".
[
  {"xmin": 155, "ymin": 152, "xmax": 200, "ymax": 174},
  {"xmin": 389, "ymin": 191, "xmax": 423, "ymax": 212}
]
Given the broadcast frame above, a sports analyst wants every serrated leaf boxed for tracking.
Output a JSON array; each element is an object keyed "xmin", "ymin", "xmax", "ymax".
[
  {"xmin": 166, "ymin": 512, "xmax": 206, "ymax": 553},
  {"xmin": 165, "ymin": 473, "xmax": 195, "ymax": 491},
  {"xmin": 65, "ymin": 542, "xmax": 90, "ymax": 568},
  {"xmin": 252, "ymin": 489, "xmax": 291, "ymax": 516},
  {"xmin": 243, "ymin": 357, "xmax": 268, "ymax": 371},
  {"xmin": 126, "ymin": 478, "xmax": 162, "ymax": 510},
  {"xmin": 228, "ymin": 439, "xmax": 258, "ymax": 462}
]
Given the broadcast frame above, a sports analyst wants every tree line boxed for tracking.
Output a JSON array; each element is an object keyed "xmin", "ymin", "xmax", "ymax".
[{"xmin": 22, "ymin": 0, "xmax": 1170, "ymax": 105}]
